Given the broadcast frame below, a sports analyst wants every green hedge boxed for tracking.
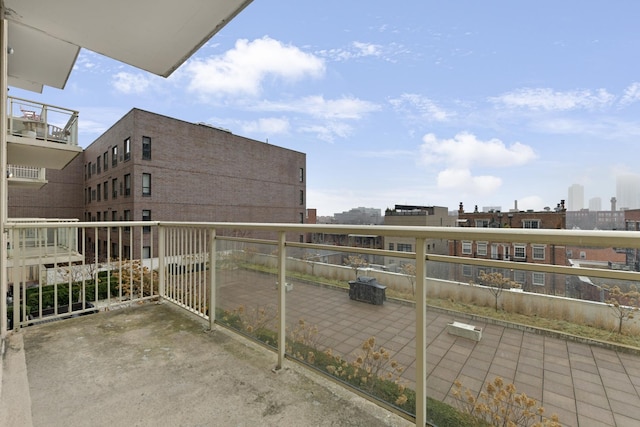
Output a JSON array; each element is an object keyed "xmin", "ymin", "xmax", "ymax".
[{"xmin": 23, "ymin": 276, "xmax": 121, "ymax": 312}]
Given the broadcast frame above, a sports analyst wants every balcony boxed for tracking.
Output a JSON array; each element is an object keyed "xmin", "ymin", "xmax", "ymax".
[
  {"xmin": 2, "ymin": 222, "xmax": 640, "ymax": 426},
  {"xmin": 6, "ymin": 97, "xmax": 82, "ymax": 170},
  {"xmin": 7, "ymin": 165, "xmax": 47, "ymax": 189},
  {"xmin": 6, "ymin": 219, "xmax": 82, "ymax": 269}
]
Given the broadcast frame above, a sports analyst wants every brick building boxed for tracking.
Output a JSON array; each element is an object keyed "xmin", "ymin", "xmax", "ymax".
[
  {"xmin": 450, "ymin": 201, "xmax": 568, "ymax": 295},
  {"xmin": 10, "ymin": 108, "xmax": 307, "ymax": 259}
]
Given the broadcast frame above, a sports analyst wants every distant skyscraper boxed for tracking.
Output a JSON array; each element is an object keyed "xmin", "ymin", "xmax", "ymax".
[
  {"xmin": 616, "ymin": 174, "xmax": 640, "ymax": 210},
  {"xmin": 588, "ymin": 197, "xmax": 602, "ymax": 211},
  {"xmin": 568, "ymin": 184, "xmax": 584, "ymax": 211}
]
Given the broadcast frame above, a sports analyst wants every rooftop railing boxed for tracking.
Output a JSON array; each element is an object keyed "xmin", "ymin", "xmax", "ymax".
[
  {"xmin": 6, "ymin": 96, "xmax": 79, "ymax": 145},
  {"xmin": 3, "ymin": 221, "xmax": 640, "ymax": 426}
]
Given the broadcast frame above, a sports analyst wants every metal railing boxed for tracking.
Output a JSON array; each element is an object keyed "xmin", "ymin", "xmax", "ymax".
[
  {"xmin": 6, "ymin": 96, "xmax": 79, "ymax": 145},
  {"xmin": 4, "ymin": 220, "xmax": 640, "ymax": 426}
]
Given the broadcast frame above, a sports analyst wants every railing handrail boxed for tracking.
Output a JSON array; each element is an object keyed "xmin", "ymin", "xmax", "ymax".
[
  {"xmin": 7, "ymin": 96, "xmax": 79, "ymax": 116},
  {"xmin": 6, "ymin": 220, "xmax": 640, "ymax": 248}
]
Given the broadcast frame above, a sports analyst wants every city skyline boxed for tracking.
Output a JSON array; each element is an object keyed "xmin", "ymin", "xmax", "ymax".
[{"xmin": 9, "ymin": 1, "xmax": 640, "ymax": 216}]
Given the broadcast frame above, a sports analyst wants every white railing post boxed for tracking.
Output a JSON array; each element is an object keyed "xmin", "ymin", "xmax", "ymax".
[
  {"xmin": 208, "ymin": 228, "xmax": 216, "ymax": 330},
  {"xmin": 276, "ymin": 231, "xmax": 286, "ymax": 370},
  {"xmin": 0, "ymin": 17, "xmax": 9, "ymax": 338},
  {"xmin": 158, "ymin": 225, "xmax": 165, "ymax": 300},
  {"xmin": 415, "ymin": 237, "xmax": 427, "ymax": 426}
]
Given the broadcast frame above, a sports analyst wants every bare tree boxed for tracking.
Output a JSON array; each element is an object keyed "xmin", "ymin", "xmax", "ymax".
[
  {"xmin": 401, "ymin": 263, "xmax": 416, "ymax": 296},
  {"xmin": 606, "ymin": 284, "xmax": 640, "ymax": 334},
  {"xmin": 478, "ymin": 271, "xmax": 520, "ymax": 312},
  {"xmin": 345, "ymin": 255, "xmax": 368, "ymax": 279}
]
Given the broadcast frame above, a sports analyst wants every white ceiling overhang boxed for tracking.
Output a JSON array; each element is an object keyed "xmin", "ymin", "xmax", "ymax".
[{"xmin": 4, "ymin": 0, "xmax": 253, "ymax": 92}]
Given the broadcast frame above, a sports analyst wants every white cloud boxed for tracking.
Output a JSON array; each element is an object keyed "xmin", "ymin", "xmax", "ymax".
[
  {"xmin": 184, "ymin": 36, "xmax": 325, "ymax": 97},
  {"xmin": 620, "ymin": 82, "xmax": 640, "ymax": 106},
  {"xmin": 249, "ymin": 95, "xmax": 380, "ymax": 120},
  {"xmin": 317, "ymin": 41, "xmax": 382, "ymax": 61},
  {"xmin": 111, "ymin": 72, "xmax": 153, "ymax": 94},
  {"xmin": 240, "ymin": 117, "xmax": 290, "ymax": 135},
  {"xmin": 299, "ymin": 121, "xmax": 353, "ymax": 142},
  {"xmin": 490, "ymin": 87, "xmax": 614, "ymax": 111},
  {"xmin": 419, "ymin": 132, "xmax": 537, "ymax": 197},
  {"xmin": 420, "ymin": 132, "xmax": 537, "ymax": 168},
  {"xmin": 436, "ymin": 168, "xmax": 502, "ymax": 194},
  {"xmin": 389, "ymin": 93, "xmax": 451, "ymax": 122}
]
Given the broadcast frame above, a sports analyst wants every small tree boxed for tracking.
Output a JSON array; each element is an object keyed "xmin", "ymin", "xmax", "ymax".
[
  {"xmin": 345, "ymin": 255, "xmax": 368, "ymax": 279},
  {"xmin": 478, "ymin": 271, "xmax": 520, "ymax": 312},
  {"xmin": 605, "ymin": 284, "xmax": 640, "ymax": 334},
  {"xmin": 401, "ymin": 263, "xmax": 416, "ymax": 296}
]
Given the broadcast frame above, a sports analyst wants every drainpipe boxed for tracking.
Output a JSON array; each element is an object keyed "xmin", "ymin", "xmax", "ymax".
[{"xmin": 1, "ymin": 10, "xmax": 9, "ymax": 338}]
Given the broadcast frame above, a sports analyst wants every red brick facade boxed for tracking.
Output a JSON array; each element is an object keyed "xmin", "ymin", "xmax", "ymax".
[{"xmin": 449, "ymin": 202, "xmax": 568, "ymax": 296}]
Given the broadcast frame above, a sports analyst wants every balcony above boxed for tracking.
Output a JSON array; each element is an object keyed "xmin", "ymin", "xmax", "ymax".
[{"xmin": 6, "ymin": 97, "xmax": 82, "ymax": 170}]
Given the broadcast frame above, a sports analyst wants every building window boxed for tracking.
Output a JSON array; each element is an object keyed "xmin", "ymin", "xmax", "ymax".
[
  {"xmin": 475, "ymin": 219, "xmax": 489, "ymax": 227},
  {"xmin": 142, "ymin": 246, "xmax": 151, "ymax": 259},
  {"xmin": 124, "ymin": 174, "xmax": 131, "ymax": 196},
  {"xmin": 142, "ymin": 173, "xmax": 151, "ymax": 196},
  {"xmin": 462, "ymin": 241, "xmax": 472, "ymax": 255},
  {"xmin": 477, "ymin": 241, "xmax": 488, "ymax": 256},
  {"xmin": 97, "ymin": 156, "xmax": 101, "ymax": 174},
  {"xmin": 532, "ymin": 272, "xmax": 545, "ymax": 286},
  {"xmin": 97, "ymin": 183, "xmax": 101, "ymax": 201},
  {"xmin": 491, "ymin": 244, "xmax": 498, "ymax": 259},
  {"xmin": 112, "ymin": 178, "xmax": 118, "ymax": 199},
  {"xmin": 388, "ymin": 243, "xmax": 394, "ymax": 251},
  {"xmin": 532, "ymin": 245, "xmax": 545, "ymax": 260},
  {"xmin": 299, "ymin": 212, "xmax": 304, "ymax": 223},
  {"xmin": 103, "ymin": 152, "xmax": 108, "ymax": 171},
  {"xmin": 299, "ymin": 167, "xmax": 304, "ymax": 182},
  {"xmin": 88, "ymin": 162, "xmax": 92, "ymax": 178},
  {"xmin": 397, "ymin": 243, "xmax": 413, "ymax": 252},
  {"xmin": 124, "ymin": 210, "xmax": 131, "ymax": 232},
  {"xmin": 97, "ymin": 211, "xmax": 101, "ymax": 221},
  {"xmin": 103, "ymin": 211, "xmax": 107, "ymax": 223},
  {"xmin": 112, "ymin": 146, "xmax": 118, "ymax": 167},
  {"xmin": 523, "ymin": 219, "xmax": 540, "ymax": 229},
  {"xmin": 514, "ymin": 244, "xmax": 526, "ymax": 259},
  {"xmin": 299, "ymin": 190, "xmax": 304, "ymax": 205},
  {"xmin": 91, "ymin": 188, "xmax": 96, "ymax": 201},
  {"xmin": 124, "ymin": 137, "xmax": 131, "ymax": 161},
  {"xmin": 112, "ymin": 211, "xmax": 117, "ymax": 231},
  {"xmin": 104, "ymin": 181, "xmax": 108, "ymax": 200},
  {"xmin": 462, "ymin": 265, "xmax": 472, "ymax": 277},
  {"xmin": 142, "ymin": 136, "xmax": 151, "ymax": 160},
  {"xmin": 142, "ymin": 209, "xmax": 151, "ymax": 233}
]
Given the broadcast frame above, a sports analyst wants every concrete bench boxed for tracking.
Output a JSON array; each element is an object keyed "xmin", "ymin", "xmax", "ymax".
[{"xmin": 447, "ymin": 321, "xmax": 482, "ymax": 341}]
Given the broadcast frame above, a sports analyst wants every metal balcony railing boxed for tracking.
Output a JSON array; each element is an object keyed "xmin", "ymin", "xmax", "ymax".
[
  {"xmin": 7, "ymin": 96, "xmax": 79, "ymax": 145},
  {"xmin": 3, "ymin": 221, "xmax": 640, "ymax": 426}
]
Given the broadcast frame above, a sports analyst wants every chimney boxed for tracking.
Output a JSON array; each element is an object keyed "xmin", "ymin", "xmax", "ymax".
[{"xmin": 514, "ymin": 200, "xmax": 518, "ymax": 211}]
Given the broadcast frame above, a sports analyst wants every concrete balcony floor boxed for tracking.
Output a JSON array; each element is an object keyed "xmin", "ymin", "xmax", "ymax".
[{"xmin": 0, "ymin": 303, "xmax": 412, "ymax": 427}]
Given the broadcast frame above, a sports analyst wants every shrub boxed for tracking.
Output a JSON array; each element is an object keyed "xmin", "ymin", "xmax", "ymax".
[{"xmin": 452, "ymin": 376, "xmax": 561, "ymax": 427}]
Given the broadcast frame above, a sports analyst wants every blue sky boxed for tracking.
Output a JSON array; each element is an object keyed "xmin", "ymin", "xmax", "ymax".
[{"xmin": 11, "ymin": 1, "xmax": 640, "ymax": 216}]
